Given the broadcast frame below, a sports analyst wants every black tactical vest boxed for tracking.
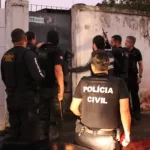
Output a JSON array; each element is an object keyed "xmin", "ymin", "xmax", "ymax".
[
  {"xmin": 80, "ymin": 74, "xmax": 121, "ymax": 129},
  {"xmin": 37, "ymin": 44, "xmax": 55, "ymax": 88},
  {"xmin": 1, "ymin": 47, "xmax": 32, "ymax": 90},
  {"xmin": 37, "ymin": 44, "xmax": 68, "ymax": 88}
]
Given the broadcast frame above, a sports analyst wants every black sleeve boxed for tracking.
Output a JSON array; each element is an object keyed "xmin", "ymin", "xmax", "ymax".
[
  {"xmin": 53, "ymin": 50, "xmax": 64, "ymax": 66},
  {"xmin": 1, "ymin": 58, "xmax": 5, "ymax": 84},
  {"xmin": 70, "ymin": 60, "xmax": 91, "ymax": 73},
  {"xmin": 73, "ymin": 79, "xmax": 83, "ymax": 99},
  {"xmin": 24, "ymin": 51, "xmax": 45, "ymax": 81},
  {"xmin": 136, "ymin": 50, "xmax": 142, "ymax": 62},
  {"xmin": 119, "ymin": 78, "xmax": 129, "ymax": 99}
]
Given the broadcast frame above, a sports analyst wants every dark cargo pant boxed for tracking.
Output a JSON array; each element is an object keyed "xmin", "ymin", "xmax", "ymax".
[
  {"xmin": 6, "ymin": 90, "xmax": 37, "ymax": 141},
  {"xmin": 128, "ymin": 74, "xmax": 141, "ymax": 120},
  {"xmin": 38, "ymin": 86, "xmax": 61, "ymax": 141}
]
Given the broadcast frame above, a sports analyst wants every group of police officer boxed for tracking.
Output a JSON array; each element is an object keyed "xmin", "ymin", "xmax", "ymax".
[
  {"xmin": 0, "ymin": 28, "xmax": 67, "ymax": 143},
  {"xmin": 70, "ymin": 34, "xmax": 143, "ymax": 150},
  {"xmin": 0, "ymin": 28, "xmax": 143, "ymax": 150}
]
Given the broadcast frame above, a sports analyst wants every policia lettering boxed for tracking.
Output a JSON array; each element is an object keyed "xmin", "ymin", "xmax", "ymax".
[
  {"xmin": 83, "ymin": 86, "xmax": 113, "ymax": 94},
  {"xmin": 83, "ymin": 86, "xmax": 113, "ymax": 104},
  {"xmin": 87, "ymin": 97, "xmax": 107, "ymax": 104}
]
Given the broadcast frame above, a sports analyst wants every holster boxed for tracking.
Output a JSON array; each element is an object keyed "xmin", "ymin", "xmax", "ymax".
[
  {"xmin": 115, "ymin": 128, "xmax": 123, "ymax": 150},
  {"xmin": 116, "ymin": 128, "xmax": 122, "ymax": 141}
]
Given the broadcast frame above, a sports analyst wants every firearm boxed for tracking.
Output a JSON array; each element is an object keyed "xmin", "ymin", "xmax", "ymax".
[
  {"xmin": 102, "ymin": 28, "xmax": 111, "ymax": 49},
  {"xmin": 64, "ymin": 50, "xmax": 74, "ymax": 61}
]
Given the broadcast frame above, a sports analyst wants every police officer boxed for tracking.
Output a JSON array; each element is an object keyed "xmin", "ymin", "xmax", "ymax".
[
  {"xmin": 125, "ymin": 36, "xmax": 143, "ymax": 121},
  {"xmin": 26, "ymin": 31, "xmax": 44, "ymax": 54},
  {"xmin": 70, "ymin": 51, "xmax": 131, "ymax": 150},
  {"xmin": 37, "ymin": 29, "xmax": 65, "ymax": 141},
  {"xmin": 110, "ymin": 35, "xmax": 129, "ymax": 82},
  {"xmin": 70, "ymin": 35, "xmax": 115, "ymax": 76},
  {"xmin": 0, "ymin": 29, "xmax": 45, "ymax": 142}
]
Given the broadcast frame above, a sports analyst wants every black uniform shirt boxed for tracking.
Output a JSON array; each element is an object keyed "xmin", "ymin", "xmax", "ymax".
[
  {"xmin": 1, "ymin": 46, "xmax": 44, "ymax": 90},
  {"xmin": 73, "ymin": 73, "xmax": 129, "ymax": 129},
  {"xmin": 128, "ymin": 47, "xmax": 142, "ymax": 75},
  {"xmin": 112, "ymin": 47, "xmax": 129, "ymax": 79}
]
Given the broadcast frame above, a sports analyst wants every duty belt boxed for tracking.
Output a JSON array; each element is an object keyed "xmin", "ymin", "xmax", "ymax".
[{"xmin": 79, "ymin": 126, "xmax": 115, "ymax": 136}]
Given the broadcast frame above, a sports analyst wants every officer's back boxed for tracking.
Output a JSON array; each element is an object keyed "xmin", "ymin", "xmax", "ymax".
[
  {"xmin": 70, "ymin": 51, "xmax": 131, "ymax": 150},
  {"xmin": 1, "ymin": 29, "xmax": 44, "ymax": 92}
]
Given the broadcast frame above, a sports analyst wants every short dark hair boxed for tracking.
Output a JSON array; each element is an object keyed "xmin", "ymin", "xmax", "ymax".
[
  {"xmin": 11, "ymin": 28, "xmax": 25, "ymax": 43},
  {"xmin": 26, "ymin": 31, "xmax": 36, "ymax": 42},
  {"xmin": 127, "ymin": 36, "xmax": 136, "ymax": 45},
  {"xmin": 91, "ymin": 50, "xmax": 109, "ymax": 71},
  {"xmin": 93, "ymin": 35, "xmax": 105, "ymax": 49},
  {"xmin": 112, "ymin": 35, "xmax": 122, "ymax": 43},
  {"xmin": 47, "ymin": 29, "xmax": 59, "ymax": 46}
]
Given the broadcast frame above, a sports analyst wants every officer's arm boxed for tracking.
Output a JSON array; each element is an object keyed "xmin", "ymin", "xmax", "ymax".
[
  {"xmin": 120, "ymin": 98, "xmax": 131, "ymax": 136},
  {"xmin": 55, "ymin": 65, "xmax": 64, "ymax": 100},
  {"xmin": 137, "ymin": 50, "xmax": 143, "ymax": 78},
  {"xmin": 24, "ymin": 51, "xmax": 45, "ymax": 81},
  {"xmin": 70, "ymin": 98, "xmax": 82, "ymax": 116},
  {"xmin": 138, "ymin": 61, "xmax": 143, "ymax": 77},
  {"xmin": 70, "ymin": 60, "xmax": 91, "ymax": 73},
  {"xmin": 54, "ymin": 51, "xmax": 64, "ymax": 101},
  {"xmin": 70, "ymin": 80, "xmax": 82, "ymax": 116},
  {"xmin": 0, "ymin": 59, "xmax": 5, "ymax": 84},
  {"xmin": 119, "ymin": 79, "xmax": 131, "ymax": 137}
]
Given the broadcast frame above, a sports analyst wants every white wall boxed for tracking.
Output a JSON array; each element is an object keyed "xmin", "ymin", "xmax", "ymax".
[
  {"xmin": 71, "ymin": 5, "xmax": 150, "ymax": 111},
  {"xmin": 0, "ymin": 8, "xmax": 6, "ymax": 130}
]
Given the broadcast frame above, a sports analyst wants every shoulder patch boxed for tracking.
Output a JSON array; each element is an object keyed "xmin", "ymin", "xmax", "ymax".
[{"xmin": 3, "ymin": 53, "xmax": 14, "ymax": 62}]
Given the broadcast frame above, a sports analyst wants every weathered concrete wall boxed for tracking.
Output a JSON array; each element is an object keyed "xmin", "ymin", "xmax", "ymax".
[
  {"xmin": 5, "ymin": 0, "xmax": 29, "ymax": 50},
  {"xmin": 71, "ymin": 5, "xmax": 150, "ymax": 111},
  {"xmin": 0, "ymin": 8, "xmax": 6, "ymax": 130}
]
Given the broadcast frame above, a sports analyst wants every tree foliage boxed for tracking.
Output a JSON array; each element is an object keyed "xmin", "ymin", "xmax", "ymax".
[{"xmin": 101, "ymin": 0, "xmax": 150, "ymax": 12}]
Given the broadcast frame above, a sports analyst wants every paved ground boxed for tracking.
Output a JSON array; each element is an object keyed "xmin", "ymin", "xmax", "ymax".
[{"xmin": 0, "ymin": 113, "xmax": 150, "ymax": 150}]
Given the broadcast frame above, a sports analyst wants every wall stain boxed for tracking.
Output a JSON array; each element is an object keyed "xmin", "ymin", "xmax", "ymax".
[
  {"xmin": 85, "ymin": 24, "xmax": 90, "ymax": 30},
  {"xmin": 123, "ymin": 16, "xmax": 138, "ymax": 30},
  {"xmin": 116, "ymin": 16, "xmax": 120, "ymax": 23},
  {"xmin": 100, "ymin": 14, "xmax": 111, "ymax": 28},
  {"xmin": 139, "ymin": 18, "xmax": 147, "ymax": 38}
]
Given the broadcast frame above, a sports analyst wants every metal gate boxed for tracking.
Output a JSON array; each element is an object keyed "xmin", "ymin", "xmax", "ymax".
[{"xmin": 29, "ymin": 5, "xmax": 72, "ymax": 111}]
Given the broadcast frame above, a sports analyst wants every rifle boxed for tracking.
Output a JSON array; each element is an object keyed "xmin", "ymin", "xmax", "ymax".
[
  {"xmin": 102, "ymin": 28, "xmax": 108, "ymax": 39},
  {"xmin": 102, "ymin": 28, "xmax": 111, "ymax": 49}
]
